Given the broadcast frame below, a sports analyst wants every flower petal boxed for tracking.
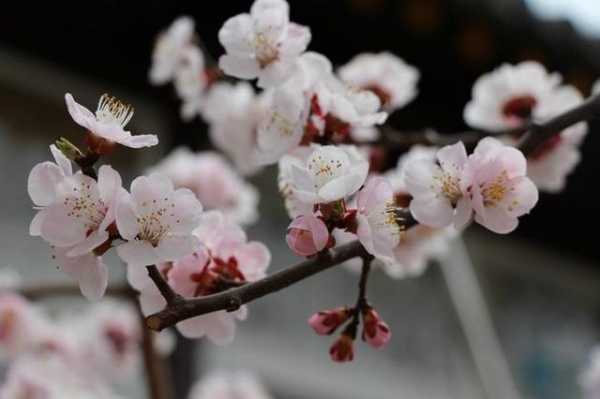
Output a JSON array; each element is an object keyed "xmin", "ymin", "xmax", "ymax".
[{"xmin": 116, "ymin": 240, "xmax": 158, "ymax": 266}]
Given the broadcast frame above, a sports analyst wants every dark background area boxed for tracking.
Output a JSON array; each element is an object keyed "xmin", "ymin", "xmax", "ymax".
[{"xmin": 1, "ymin": 0, "xmax": 598, "ymax": 259}]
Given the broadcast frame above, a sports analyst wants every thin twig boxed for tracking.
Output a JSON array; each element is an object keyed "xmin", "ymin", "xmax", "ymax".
[
  {"xmin": 344, "ymin": 256, "xmax": 373, "ymax": 339},
  {"xmin": 145, "ymin": 94, "xmax": 600, "ymax": 331},
  {"xmin": 146, "ymin": 265, "xmax": 183, "ymax": 305}
]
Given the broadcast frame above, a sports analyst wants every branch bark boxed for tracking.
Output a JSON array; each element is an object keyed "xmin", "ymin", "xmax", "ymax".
[{"xmin": 145, "ymin": 94, "xmax": 600, "ymax": 332}]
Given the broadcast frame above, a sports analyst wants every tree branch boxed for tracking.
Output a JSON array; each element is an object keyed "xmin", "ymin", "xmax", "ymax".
[{"xmin": 145, "ymin": 94, "xmax": 600, "ymax": 332}]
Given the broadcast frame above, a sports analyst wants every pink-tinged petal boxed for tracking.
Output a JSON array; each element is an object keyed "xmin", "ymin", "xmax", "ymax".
[
  {"xmin": 40, "ymin": 204, "xmax": 88, "ymax": 247},
  {"xmin": 64, "ymin": 93, "xmax": 96, "ymax": 131},
  {"xmin": 356, "ymin": 214, "xmax": 376, "ymax": 256},
  {"xmin": 97, "ymin": 165, "xmax": 122, "ymax": 204},
  {"xmin": 155, "ymin": 235, "xmax": 202, "ymax": 263},
  {"xmin": 49, "ymin": 144, "xmax": 72, "ymax": 176},
  {"xmin": 176, "ymin": 315, "xmax": 208, "ymax": 339},
  {"xmin": 257, "ymin": 59, "xmax": 295, "ymax": 88},
  {"xmin": 357, "ymin": 176, "xmax": 394, "ymax": 211},
  {"xmin": 497, "ymin": 147, "xmax": 527, "ymax": 178},
  {"xmin": 453, "ymin": 197, "xmax": 473, "ymax": 230},
  {"xmin": 403, "ymin": 160, "xmax": 440, "ymax": 198},
  {"xmin": 318, "ymin": 172, "xmax": 365, "ymax": 202},
  {"xmin": 437, "ymin": 141, "xmax": 468, "ymax": 170},
  {"xmin": 219, "ymin": 54, "xmax": 260, "ymax": 80},
  {"xmin": 234, "ymin": 242, "xmax": 271, "ymax": 281},
  {"xmin": 29, "ymin": 211, "xmax": 45, "ymax": 236},
  {"xmin": 473, "ymin": 137, "xmax": 504, "ymax": 158},
  {"xmin": 167, "ymin": 253, "xmax": 209, "ymax": 297},
  {"xmin": 127, "ymin": 263, "xmax": 152, "ymax": 291},
  {"xmin": 168, "ymin": 189, "xmax": 203, "ymax": 234},
  {"xmin": 280, "ymin": 23, "xmax": 311, "ymax": 56},
  {"xmin": 409, "ymin": 196, "xmax": 454, "ymax": 228},
  {"xmin": 27, "ymin": 162, "xmax": 63, "ymax": 206},
  {"xmin": 116, "ymin": 241, "xmax": 158, "ymax": 266},
  {"xmin": 130, "ymin": 174, "xmax": 174, "ymax": 207},
  {"xmin": 234, "ymin": 306, "xmax": 248, "ymax": 321},
  {"xmin": 121, "ymin": 134, "xmax": 159, "ymax": 149},
  {"xmin": 475, "ymin": 207, "xmax": 518, "ymax": 234},
  {"xmin": 218, "ymin": 14, "xmax": 255, "ymax": 55},
  {"xmin": 66, "ymin": 230, "xmax": 109, "ymax": 257},
  {"xmin": 78, "ymin": 256, "xmax": 108, "ymax": 301},
  {"xmin": 503, "ymin": 177, "xmax": 538, "ymax": 217},
  {"xmin": 115, "ymin": 194, "xmax": 139, "ymax": 240}
]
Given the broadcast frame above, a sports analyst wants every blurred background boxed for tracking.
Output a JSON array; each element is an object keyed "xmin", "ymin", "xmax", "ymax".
[{"xmin": 1, "ymin": 0, "xmax": 599, "ymax": 398}]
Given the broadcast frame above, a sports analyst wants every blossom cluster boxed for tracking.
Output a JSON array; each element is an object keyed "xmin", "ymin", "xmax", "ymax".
[
  {"xmin": 28, "ymin": 91, "xmax": 271, "ymax": 343},
  {"xmin": 22, "ymin": 0, "xmax": 593, "ymax": 367}
]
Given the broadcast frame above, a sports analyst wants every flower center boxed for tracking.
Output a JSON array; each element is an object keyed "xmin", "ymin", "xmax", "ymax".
[
  {"xmin": 502, "ymin": 95, "xmax": 537, "ymax": 122},
  {"xmin": 433, "ymin": 172, "xmax": 462, "ymax": 205},
  {"xmin": 136, "ymin": 198, "xmax": 178, "ymax": 247},
  {"xmin": 481, "ymin": 170, "xmax": 510, "ymax": 208},
  {"xmin": 96, "ymin": 94, "xmax": 134, "ymax": 128},
  {"xmin": 64, "ymin": 182, "xmax": 107, "ymax": 232},
  {"xmin": 253, "ymin": 32, "xmax": 279, "ymax": 68},
  {"xmin": 307, "ymin": 151, "xmax": 350, "ymax": 190}
]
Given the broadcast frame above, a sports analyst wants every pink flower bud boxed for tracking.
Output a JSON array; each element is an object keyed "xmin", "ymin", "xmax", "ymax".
[
  {"xmin": 329, "ymin": 334, "xmax": 354, "ymax": 363},
  {"xmin": 362, "ymin": 307, "xmax": 392, "ymax": 349},
  {"xmin": 308, "ymin": 307, "xmax": 350, "ymax": 335},
  {"xmin": 286, "ymin": 215, "xmax": 330, "ymax": 257}
]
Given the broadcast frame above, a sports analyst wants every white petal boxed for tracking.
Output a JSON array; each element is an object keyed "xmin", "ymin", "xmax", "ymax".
[
  {"xmin": 27, "ymin": 162, "xmax": 64, "ymax": 206},
  {"xmin": 437, "ymin": 142, "xmax": 468, "ymax": 170},
  {"xmin": 219, "ymin": 54, "xmax": 260, "ymax": 80},
  {"xmin": 121, "ymin": 134, "xmax": 159, "ymax": 149},
  {"xmin": 49, "ymin": 144, "xmax": 72, "ymax": 176},
  {"xmin": 453, "ymin": 197, "xmax": 473, "ymax": 230},
  {"xmin": 29, "ymin": 210, "xmax": 45, "ymax": 236},
  {"xmin": 78, "ymin": 256, "xmax": 108, "ymax": 301},
  {"xmin": 67, "ymin": 230, "xmax": 109, "ymax": 257},
  {"xmin": 475, "ymin": 207, "xmax": 518, "ymax": 234},
  {"xmin": 409, "ymin": 196, "xmax": 454, "ymax": 228},
  {"xmin": 40, "ymin": 204, "xmax": 88, "ymax": 247},
  {"xmin": 64, "ymin": 93, "xmax": 96, "ymax": 131},
  {"xmin": 97, "ymin": 165, "xmax": 122, "ymax": 204},
  {"xmin": 155, "ymin": 235, "xmax": 202, "ymax": 263},
  {"xmin": 116, "ymin": 240, "xmax": 158, "ymax": 266},
  {"xmin": 115, "ymin": 194, "xmax": 139, "ymax": 240},
  {"xmin": 218, "ymin": 14, "xmax": 255, "ymax": 55}
]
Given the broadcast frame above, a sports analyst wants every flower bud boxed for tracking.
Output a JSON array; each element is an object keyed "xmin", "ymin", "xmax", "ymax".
[
  {"xmin": 362, "ymin": 307, "xmax": 391, "ymax": 349},
  {"xmin": 286, "ymin": 215, "xmax": 330, "ymax": 257},
  {"xmin": 308, "ymin": 307, "xmax": 350, "ymax": 336},
  {"xmin": 329, "ymin": 333, "xmax": 354, "ymax": 362}
]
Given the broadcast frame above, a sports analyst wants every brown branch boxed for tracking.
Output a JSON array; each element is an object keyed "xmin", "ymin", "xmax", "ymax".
[
  {"xmin": 344, "ymin": 256, "xmax": 373, "ymax": 339},
  {"xmin": 146, "ymin": 265, "xmax": 183, "ymax": 305},
  {"xmin": 146, "ymin": 238, "xmax": 373, "ymax": 331},
  {"xmin": 145, "ymin": 93, "xmax": 600, "ymax": 332},
  {"xmin": 139, "ymin": 306, "xmax": 173, "ymax": 399}
]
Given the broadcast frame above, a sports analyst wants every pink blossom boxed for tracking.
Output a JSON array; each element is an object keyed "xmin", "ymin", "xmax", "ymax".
[
  {"xmin": 464, "ymin": 61, "xmax": 561, "ymax": 131},
  {"xmin": 39, "ymin": 165, "xmax": 121, "ymax": 255},
  {"xmin": 308, "ymin": 307, "xmax": 350, "ymax": 335},
  {"xmin": 286, "ymin": 214, "xmax": 329, "ymax": 257},
  {"xmin": 329, "ymin": 334, "xmax": 354, "ymax": 362},
  {"xmin": 287, "ymin": 145, "xmax": 369, "ymax": 204},
  {"xmin": 136, "ymin": 211, "xmax": 270, "ymax": 344},
  {"xmin": 115, "ymin": 173, "xmax": 204, "ymax": 266},
  {"xmin": 338, "ymin": 52, "xmax": 420, "ymax": 112},
  {"xmin": 463, "ymin": 138, "xmax": 539, "ymax": 234},
  {"xmin": 28, "ymin": 145, "xmax": 73, "ymax": 236},
  {"xmin": 356, "ymin": 176, "xmax": 403, "ymax": 261},
  {"xmin": 361, "ymin": 307, "xmax": 391, "ymax": 349},
  {"xmin": 189, "ymin": 371, "xmax": 273, "ymax": 399},
  {"xmin": 65, "ymin": 93, "xmax": 158, "ymax": 150},
  {"xmin": 149, "ymin": 16, "xmax": 195, "ymax": 85},
  {"xmin": 218, "ymin": 0, "xmax": 311, "ymax": 88},
  {"xmin": 404, "ymin": 142, "xmax": 472, "ymax": 229},
  {"xmin": 149, "ymin": 149, "xmax": 259, "ymax": 226}
]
